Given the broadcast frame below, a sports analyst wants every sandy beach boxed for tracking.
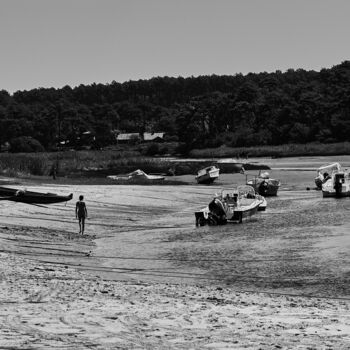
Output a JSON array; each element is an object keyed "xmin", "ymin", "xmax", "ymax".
[
  {"xmin": 1, "ymin": 251, "xmax": 349, "ymax": 349},
  {"xmin": 1, "ymin": 156, "xmax": 350, "ymax": 349}
]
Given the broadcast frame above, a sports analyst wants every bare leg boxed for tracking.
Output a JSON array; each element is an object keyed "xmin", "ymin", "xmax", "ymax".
[
  {"xmin": 78, "ymin": 218, "xmax": 82, "ymax": 233},
  {"xmin": 81, "ymin": 217, "xmax": 85, "ymax": 234}
]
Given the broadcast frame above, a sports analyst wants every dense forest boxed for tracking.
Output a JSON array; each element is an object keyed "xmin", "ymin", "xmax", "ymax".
[{"xmin": 0, "ymin": 61, "xmax": 349, "ymax": 153}]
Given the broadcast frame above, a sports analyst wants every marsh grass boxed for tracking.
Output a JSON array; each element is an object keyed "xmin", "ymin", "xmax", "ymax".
[
  {"xmin": 0, "ymin": 144, "xmax": 301, "ymax": 179},
  {"xmin": 0, "ymin": 151, "xmax": 177, "ymax": 177},
  {"xmin": 0, "ymin": 150, "xmax": 268, "ymax": 178},
  {"xmin": 189, "ymin": 142, "xmax": 350, "ymax": 158},
  {"xmin": 0, "ymin": 153, "xmax": 50, "ymax": 177}
]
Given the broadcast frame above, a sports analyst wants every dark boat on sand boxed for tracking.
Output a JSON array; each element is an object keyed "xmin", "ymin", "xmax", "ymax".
[
  {"xmin": 246, "ymin": 171, "xmax": 280, "ymax": 196},
  {"xmin": 0, "ymin": 186, "xmax": 73, "ymax": 204}
]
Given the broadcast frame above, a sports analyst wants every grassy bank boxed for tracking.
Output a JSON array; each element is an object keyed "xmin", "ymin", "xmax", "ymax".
[
  {"xmin": 189, "ymin": 142, "xmax": 350, "ymax": 158},
  {"xmin": 0, "ymin": 150, "xmax": 267, "ymax": 179}
]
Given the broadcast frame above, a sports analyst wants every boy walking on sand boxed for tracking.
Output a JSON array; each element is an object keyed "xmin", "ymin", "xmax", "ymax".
[{"xmin": 76, "ymin": 195, "xmax": 88, "ymax": 234}]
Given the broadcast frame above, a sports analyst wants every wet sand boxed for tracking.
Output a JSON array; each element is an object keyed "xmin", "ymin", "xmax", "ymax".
[{"xmin": 0, "ymin": 156, "xmax": 350, "ymax": 349}]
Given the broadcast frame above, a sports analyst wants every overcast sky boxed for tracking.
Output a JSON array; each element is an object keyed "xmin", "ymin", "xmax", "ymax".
[{"xmin": 0, "ymin": 0, "xmax": 349, "ymax": 93}]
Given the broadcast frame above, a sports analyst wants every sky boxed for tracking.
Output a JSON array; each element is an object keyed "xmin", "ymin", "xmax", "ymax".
[{"xmin": 0, "ymin": 0, "xmax": 349, "ymax": 93}]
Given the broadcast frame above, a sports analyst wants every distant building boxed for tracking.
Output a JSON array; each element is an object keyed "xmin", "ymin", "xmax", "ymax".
[
  {"xmin": 116, "ymin": 133, "xmax": 141, "ymax": 143},
  {"xmin": 114, "ymin": 132, "xmax": 165, "ymax": 143},
  {"xmin": 143, "ymin": 132, "xmax": 165, "ymax": 142}
]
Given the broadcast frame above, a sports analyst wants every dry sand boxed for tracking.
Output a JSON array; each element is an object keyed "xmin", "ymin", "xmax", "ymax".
[
  {"xmin": 1, "ymin": 251, "xmax": 349, "ymax": 350},
  {"xmin": 1, "ymin": 156, "xmax": 350, "ymax": 349}
]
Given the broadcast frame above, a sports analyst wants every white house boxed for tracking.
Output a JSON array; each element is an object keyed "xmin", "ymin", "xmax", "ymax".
[{"xmin": 143, "ymin": 132, "xmax": 165, "ymax": 142}]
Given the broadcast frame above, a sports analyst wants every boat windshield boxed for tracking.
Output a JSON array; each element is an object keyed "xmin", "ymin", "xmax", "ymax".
[{"xmin": 316, "ymin": 163, "xmax": 341, "ymax": 174}]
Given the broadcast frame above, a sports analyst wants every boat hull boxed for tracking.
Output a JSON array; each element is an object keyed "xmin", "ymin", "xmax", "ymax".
[
  {"xmin": 228, "ymin": 204, "xmax": 260, "ymax": 223},
  {"xmin": 196, "ymin": 167, "xmax": 220, "ymax": 184},
  {"xmin": 322, "ymin": 190, "xmax": 350, "ymax": 198},
  {"xmin": 0, "ymin": 187, "xmax": 73, "ymax": 204},
  {"xmin": 196, "ymin": 174, "xmax": 219, "ymax": 184},
  {"xmin": 107, "ymin": 175, "xmax": 165, "ymax": 182},
  {"xmin": 257, "ymin": 196, "xmax": 267, "ymax": 211}
]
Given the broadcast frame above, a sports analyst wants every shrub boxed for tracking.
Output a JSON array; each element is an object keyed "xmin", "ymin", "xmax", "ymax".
[
  {"xmin": 159, "ymin": 146, "xmax": 169, "ymax": 155},
  {"xmin": 145, "ymin": 143, "xmax": 160, "ymax": 156},
  {"xmin": 9, "ymin": 136, "xmax": 45, "ymax": 153}
]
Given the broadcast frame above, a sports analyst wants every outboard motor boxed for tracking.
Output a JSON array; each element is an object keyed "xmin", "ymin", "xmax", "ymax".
[
  {"xmin": 258, "ymin": 180, "xmax": 269, "ymax": 195},
  {"xmin": 334, "ymin": 173, "xmax": 344, "ymax": 197},
  {"xmin": 208, "ymin": 198, "xmax": 227, "ymax": 225},
  {"xmin": 315, "ymin": 175, "xmax": 323, "ymax": 190}
]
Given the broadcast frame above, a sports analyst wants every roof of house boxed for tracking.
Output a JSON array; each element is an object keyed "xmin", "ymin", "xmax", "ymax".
[
  {"xmin": 116, "ymin": 133, "xmax": 140, "ymax": 141},
  {"xmin": 143, "ymin": 132, "xmax": 165, "ymax": 141}
]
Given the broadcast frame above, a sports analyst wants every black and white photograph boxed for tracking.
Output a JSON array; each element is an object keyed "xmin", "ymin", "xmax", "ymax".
[{"xmin": 0, "ymin": 0, "xmax": 349, "ymax": 349}]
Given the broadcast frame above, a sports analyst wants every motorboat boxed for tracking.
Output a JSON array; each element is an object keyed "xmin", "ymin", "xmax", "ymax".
[
  {"xmin": 315, "ymin": 162, "xmax": 341, "ymax": 190},
  {"xmin": 246, "ymin": 171, "xmax": 280, "ymax": 196},
  {"xmin": 107, "ymin": 169, "xmax": 165, "ymax": 182},
  {"xmin": 0, "ymin": 186, "xmax": 73, "ymax": 204},
  {"xmin": 195, "ymin": 165, "xmax": 220, "ymax": 184},
  {"xmin": 322, "ymin": 170, "xmax": 350, "ymax": 197},
  {"xmin": 194, "ymin": 185, "xmax": 266, "ymax": 226}
]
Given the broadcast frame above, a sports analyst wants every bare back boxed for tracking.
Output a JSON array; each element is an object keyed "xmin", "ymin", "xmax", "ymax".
[{"xmin": 76, "ymin": 201, "xmax": 86, "ymax": 218}]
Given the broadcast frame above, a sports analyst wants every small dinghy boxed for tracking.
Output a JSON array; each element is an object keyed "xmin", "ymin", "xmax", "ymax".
[{"xmin": 107, "ymin": 169, "xmax": 165, "ymax": 182}]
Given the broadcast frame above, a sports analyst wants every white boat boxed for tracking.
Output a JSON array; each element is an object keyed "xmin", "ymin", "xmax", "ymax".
[
  {"xmin": 246, "ymin": 171, "xmax": 281, "ymax": 196},
  {"xmin": 107, "ymin": 169, "xmax": 165, "ymax": 182},
  {"xmin": 195, "ymin": 185, "xmax": 266, "ymax": 226},
  {"xmin": 195, "ymin": 165, "xmax": 220, "ymax": 184},
  {"xmin": 322, "ymin": 170, "xmax": 350, "ymax": 197},
  {"xmin": 315, "ymin": 163, "xmax": 341, "ymax": 190}
]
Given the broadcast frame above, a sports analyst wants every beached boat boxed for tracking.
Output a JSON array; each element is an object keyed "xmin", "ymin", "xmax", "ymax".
[
  {"xmin": 195, "ymin": 165, "xmax": 220, "ymax": 184},
  {"xmin": 0, "ymin": 186, "xmax": 73, "ymax": 204},
  {"xmin": 194, "ymin": 185, "xmax": 266, "ymax": 226},
  {"xmin": 246, "ymin": 171, "xmax": 280, "ymax": 196},
  {"xmin": 314, "ymin": 162, "xmax": 341, "ymax": 190},
  {"xmin": 107, "ymin": 169, "xmax": 165, "ymax": 182},
  {"xmin": 216, "ymin": 159, "xmax": 245, "ymax": 173},
  {"xmin": 321, "ymin": 170, "xmax": 350, "ymax": 197}
]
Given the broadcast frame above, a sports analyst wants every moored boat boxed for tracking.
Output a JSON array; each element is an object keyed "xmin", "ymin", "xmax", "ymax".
[
  {"xmin": 246, "ymin": 171, "xmax": 280, "ymax": 196},
  {"xmin": 195, "ymin": 185, "xmax": 266, "ymax": 226},
  {"xmin": 195, "ymin": 165, "xmax": 220, "ymax": 184}
]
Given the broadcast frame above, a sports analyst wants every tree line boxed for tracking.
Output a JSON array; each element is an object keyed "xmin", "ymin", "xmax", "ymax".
[{"xmin": 0, "ymin": 61, "xmax": 349, "ymax": 153}]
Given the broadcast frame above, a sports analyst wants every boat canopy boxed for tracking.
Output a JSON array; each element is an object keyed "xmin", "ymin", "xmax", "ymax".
[
  {"xmin": 259, "ymin": 172, "xmax": 270, "ymax": 179},
  {"xmin": 316, "ymin": 162, "xmax": 341, "ymax": 174}
]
